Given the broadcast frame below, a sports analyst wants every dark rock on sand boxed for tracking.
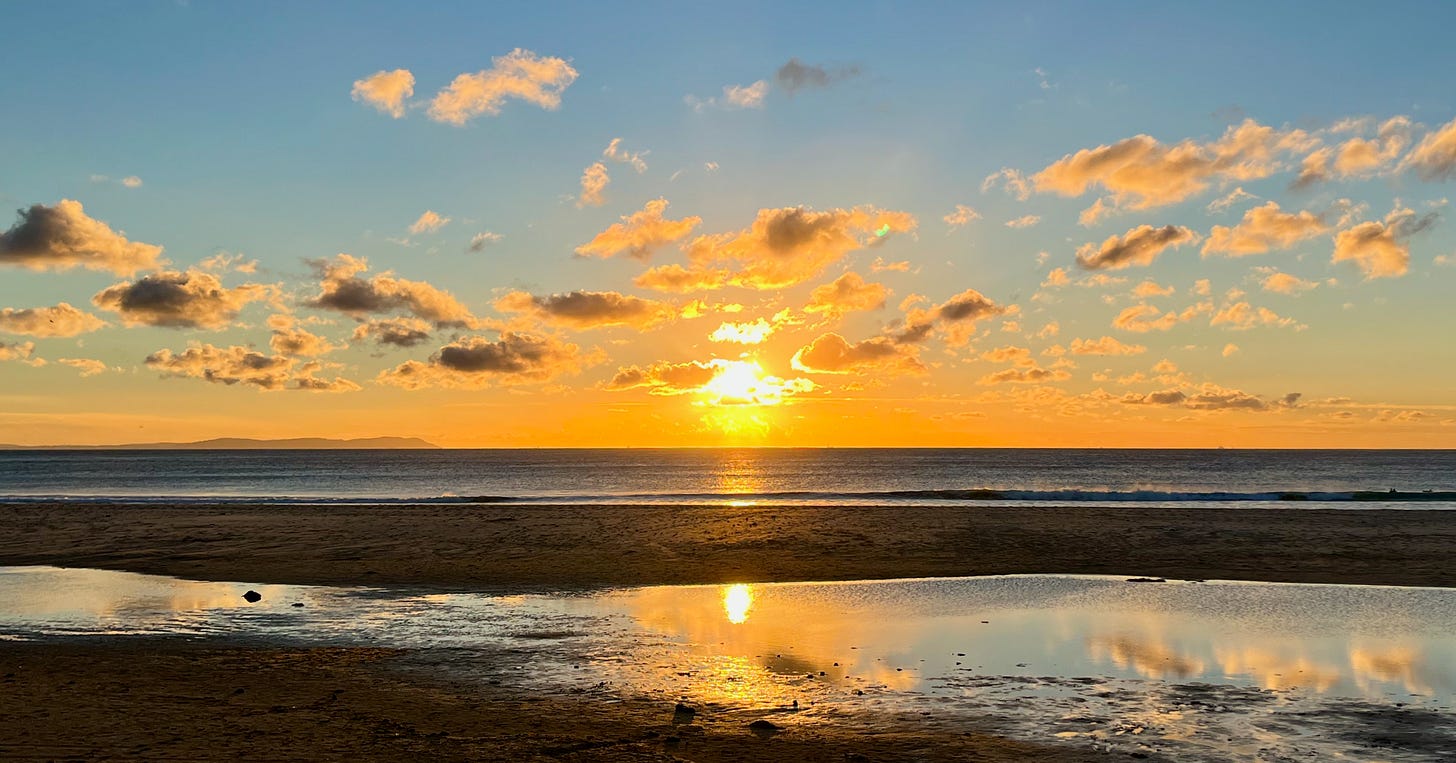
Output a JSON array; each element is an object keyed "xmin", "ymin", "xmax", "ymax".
[
  {"xmin": 242, "ymin": 590, "xmax": 262, "ymax": 603},
  {"xmin": 672, "ymin": 702, "xmax": 695, "ymax": 723},
  {"xmin": 1126, "ymin": 577, "xmax": 1166, "ymax": 583},
  {"xmin": 748, "ymin": 719, "xmax": 781, "ymax": 732}
]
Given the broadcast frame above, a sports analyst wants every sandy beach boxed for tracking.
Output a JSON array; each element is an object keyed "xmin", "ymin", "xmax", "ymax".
[
  {"xmin": 4, "ymin": 502, "xmax": 1453, "ymax": 761},
  {"xmin": 2, "ymin": 501, "xmax": 1454, "ymax": 590}
]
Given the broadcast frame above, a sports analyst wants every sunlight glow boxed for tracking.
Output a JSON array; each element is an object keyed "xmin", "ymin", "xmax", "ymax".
[
  {"xmin": 698, "ymin": 359, "xmax": 813, "ymax": 407},
  {"xmin": 722, "ymin": 584, "xmax": 753, "ymax": 624}
]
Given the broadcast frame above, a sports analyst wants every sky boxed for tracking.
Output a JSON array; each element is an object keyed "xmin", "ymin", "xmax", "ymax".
[{"xmin": 1, "ymin": 1, "xmax": 1454, "ymax": 447}]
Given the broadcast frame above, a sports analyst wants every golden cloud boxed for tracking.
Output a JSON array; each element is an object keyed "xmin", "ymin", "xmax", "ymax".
[
  {"xmin": 427, "ymin": 49, "xmax": 578, "ymax": 125},
  {"xmin": 791, "ymin": 332, "xmax": 925, "ymax": 375},
  {"xmin": 803, "ymin": 272, "xmax": 888, "ymax": 316},
  {"xmin": 575, "ymin": 198, "xmax": 700, "ymax": 260},
  {"xmin": 1202, "ymin": 202, "xmax": 1329, "ymax": 256},
  {"xmin": 146, "ymin": 343, "xmax": 358, "ymax": 392},
  {"xmin": 0, "ymin": 200, "xmax": 165, "ymax": 275},
  {"xmin": 0, "ymin": 302, "xmax": 107, "ymax": 337},
  {"xmin": 305, "ymin": 254, "xmax": 476, "ymax": 326},
  {"xmin": 351, "ymin": 69, "xmax": 415, "ymax": 118}
]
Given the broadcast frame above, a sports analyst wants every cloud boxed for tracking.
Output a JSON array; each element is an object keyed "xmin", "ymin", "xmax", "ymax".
[
  {"xmin": 351, "ymin": 317, "xmax": 433, "ymax": 348},
  {"xmin": 709, "ymin": 318, "xmax": 774, "ymax": 344},
  {"xmin": 0, "ymin": 340, "xmax": 43, "ymax": 366},
  {"xmin": 1259, "ymin": 270, "xmax": 1319, "ymax": 295},
  {"xmin": 1070, "ymin": 336, "xmax": 1146, "ymax": 355},
  {"xmin": 305, "ymin": 254, "xmax": 476, "ymax": 326},
  {"xmin": 980, "ymin": 345, "xmax": 1034, "ymax": 366},
  {"xmin": 1131, "ymin": 280, "xmax": 1175, "ymax": 298},
  {"xmin": 804, "ymin": 272, "xmax": 888, "ymax": 316},
  {"xmin": 1112, "ymin": 302, "xmax": 1212, "ymax": 332},
  {"xmin": 352, "ymin": 69, "xmax": 415, "ymax": 118},
  {"xmin": 377, "ymin": 332, "xmax": 587, "ymax": 389},
  {"xmin": 1333, "ymin": 116, "xmax": 1410, "ymax": 176},
  {"xmin": 633, "ymin": 263, "xmax": 730, "ymax": 293},
  {"xmin": 870, "ymin": 257, "xmax": 911, "ymax": 273},
  {"xmin": 92, "ymin": 270, "xmax": 270, "ymax": 329},
  {"xmin": 409, "ymin": 210, "xmax": 450, "ymax": 235},
  {"xmin": 1202, "ymin": 201, "xmax": 1329, "ymax": 257},
  {"xmin": 774, "ymin": 58, "xmax": 859, "ymax": 93},
  {"xmin": 640, "ymin": 205, "xmax": 917, "ymax": 291},
  {"xmin": 1210, "ymin": 301, "xmax": 1301, "ymax": 330},
  {"xmin": 266, "ymin": 314, "xmax": 338, "ymax": 357},
  {"xmin": 893, "ymin": 287, "xmax": 1009, "ymax": 347},
  {"xmin": 1332, "ymin": 206, "xmax": 1438, "ymax": 279},
  {"xmin": 978, "ymin": 365, "xmax": 1070, "ymax": 385},
  {"xmin": 146, "ymin": 343, "xmax": 359, "ymax": 392},
  {"xmin": 1076, "ymin": 224, "xmax": 1199, "ymax": 270},
  {"xmin": 1222, "ymin": 343, "xmax": 1239, "ymax": 357},
  {"xmin": 981, "ymin": 168, "xmax": 1032, "ymax": 201},
  {"xmin": 943, "ymin": 205, "xmax": 980, "ymax": 229},
  {"xmin": 725, "ymin": 80, "xmax": 769, "ymax": 108},
  {"xmin": 427, "ymin": 49, "xmax": 578, "ymax": 125},
  {"xmin": 602, "ymin": 138, "xmax": 648, "ymax": 173},
  {"xmin": 0, "ymin": 302, "xmax": 107, "ymax": 337},
  {"xmin": 603, "ymin": 360, "xmax": 718, "ymax": 394},
  {"xmin": 0, "ymin": 199, "xmax": 165, "ymax": 275},
  {"xmin": 791, "ymin": 332, "xmax": 925, "ymax": 375},
  {"xmin": 1005, "ymin": 214, "xmax": 1041, "ymax": 229},
  {"xmin": 1034, "ymin": 119, "xmax": 1314, "ymax": 217},
  {"xmin": 1404, "ymin": 115, "xmax": 1456, "ymax": 181},
  {"xmin": 57, "ymin": 357, "xmax": 110, "ymax": 377},
  {"xmin": 1121, "ymin": 384, "xmax": 1299, "ymax": 412},
  {"xmin": 1207, "ymin": 187, "xmax": 1259, "ymax": 213},
  {"xmin": 468, "ymin": 231, "xmax": 504, "ymax": 252},
  {"xmin": 575, "ymin": 198, "xmax": 701, "ymax": 260},
  {"xmin": 577, "ymin": 162, "xmax": 609, "ymax": 207},
  {"xmin": 494, "ymin": 289, "xmax": 676, "ymax": 330},
  {"xmin": 197, "ymin": 252, "xmax": 258, "ymax": 274},
  {"xmin": 120, "ymin": 176, "xmax": 143, "ymax": 189}
]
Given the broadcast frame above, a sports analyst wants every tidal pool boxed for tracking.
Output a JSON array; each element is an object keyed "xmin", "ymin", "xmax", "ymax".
[{"xmin": 3, "ymin": 566, "xmax": 1453, "ymax": 761}]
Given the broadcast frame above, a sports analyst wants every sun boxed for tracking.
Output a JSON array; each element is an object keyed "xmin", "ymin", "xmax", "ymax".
[{"xmin": 698, "ymin": 359, "xmax": 813, "ymax": 407}]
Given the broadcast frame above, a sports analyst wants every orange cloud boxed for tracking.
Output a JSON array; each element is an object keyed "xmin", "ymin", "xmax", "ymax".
[
  {"xmin": 709, "ymin": 319, "xmax": 773, "ymax": 344},
  {"xmin": 603, "ymin": 360, "xmax": 718, "ymax": 394},
  {"xmin": 1076, "ymin": 224, "xmax": 1199, "ymax": 270},
  {"xmin": 1210, "ymin": 302, "xmax": 1301, "ymax": 330},
  {"xmin": 1258, "ymin": 270, "xmax": 1319, "ymax": 295},
  {"xmin": 0, "ymin": 200, "xmax": 165, "ymax": 275},
  {"xmin": 575, "ymin": 198, "xmax": 700, "ymax": 260},
  {"xmin": 791, "ymin": 332, "xmax": 924, "ymax": 375},
  {"xmin": 1404, "ymin": 115, "xmax": 1456, "ymax": 180},
  {"xmin": 639, "ymin": 205, "xmax": 916, "ymax": 292},
  {"xmin": 351, "ymin": 69, "xmax": 415, "ymax": 118},
  {"xmin": 804, "ymin": 272, "xmax": 888, "ymax": 316},
  {"xmin": 0, "ymin": 340, "xmax": 43, "ymax": 366},
  {"xmin": 494, "ymin": 290, "xmax": 676, "ymax": 330},
  {"xmin": 1202, "ymin": 202, "xmax": 1329, "ymax": 256},
  {"xmin": 408, "ymin": 210, "xmax": 450, "ymax": 234},
  {"xmin": 978, "ymin": 364, "xmax": 1070, "ymax": 385},
  {"xmin": 1034, "ymin": 120, "xmax": 1313, "ymax": 215},
  {"xmin": 266, "ymin": 315, "xmax": 339, "ymax": 357},
  {"xmin": 1069, "ymin": 336, "xmax": 1147, "ymax": 355},
  {"xmin": 1112, "ymin": 302, "xmax": 1212, "ymax": 332},
  {"xmin": 0, "ymin": 303, "xmax": 107, "ymax": 337},
  {"xmin": 577, "ymin": 162, "xmax": 609, "ymax": 208},
  {"xmin": 427, "ymin": 49, "xmax": 578, "ymax": 125},
  {"xmin": 1332, "ymin": 207, "xmax": 1438, "ymax": 279}
]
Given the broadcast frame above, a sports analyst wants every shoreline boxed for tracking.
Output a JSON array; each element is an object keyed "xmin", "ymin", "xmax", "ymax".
[{"xmin": 4, "ymin": 501, "xmax": 1455, "ymax": 590}]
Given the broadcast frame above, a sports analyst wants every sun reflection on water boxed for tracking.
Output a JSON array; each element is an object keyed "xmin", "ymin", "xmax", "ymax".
[{"xmin": 723, "ymin": 584, "xmax": 753, "ymax": 624}]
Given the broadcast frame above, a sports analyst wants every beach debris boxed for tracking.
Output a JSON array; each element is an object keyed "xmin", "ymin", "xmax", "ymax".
[
  {"xmin": 672, "ymin": 702, "xmax": 696, "ymax": 723},
  {"xmin": 291, "ymin": 602, "xmax": 304, "ymax": 608},
  {"xmin": 1125, "ymin": 577, "xmax": 1166, "ymax": 583},
  {"xmin": 242, "ymin": 590, "xmax": 262, "ymax": 603}
]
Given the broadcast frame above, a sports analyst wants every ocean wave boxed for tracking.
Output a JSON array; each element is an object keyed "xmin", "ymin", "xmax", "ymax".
[{"xmin": 2, "ymin": 488, "xmax": 1455, "ymax": 506}]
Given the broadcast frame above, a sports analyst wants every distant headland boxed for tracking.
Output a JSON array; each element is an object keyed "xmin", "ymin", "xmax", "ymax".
[{"xmin": 0, "ymin": 437, "xmax": 440, "ymax": 450}]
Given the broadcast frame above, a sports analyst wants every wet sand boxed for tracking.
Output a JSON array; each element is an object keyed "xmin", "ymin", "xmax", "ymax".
[
  {"xmin": 4, "ymin": 501, "xmax": 1452, "ymax": 761},
  {"xmin": 1, "ymin": 501, "xmax": 1454, "ymax": 590},
  {"xmin": 0, "ymin": 640, "xmax": 1105, "ymax": 762}
]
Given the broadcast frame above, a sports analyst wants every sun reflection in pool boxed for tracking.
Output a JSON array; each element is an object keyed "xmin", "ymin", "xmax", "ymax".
[{"xmin": 723, "ymin": 584, "xmax": 753, "ymax": 624}]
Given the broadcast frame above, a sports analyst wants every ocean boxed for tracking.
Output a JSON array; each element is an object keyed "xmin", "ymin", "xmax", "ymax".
[{"xmin": 1, "ymin": 448, "xmax": 1453, "ymax": 509}]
